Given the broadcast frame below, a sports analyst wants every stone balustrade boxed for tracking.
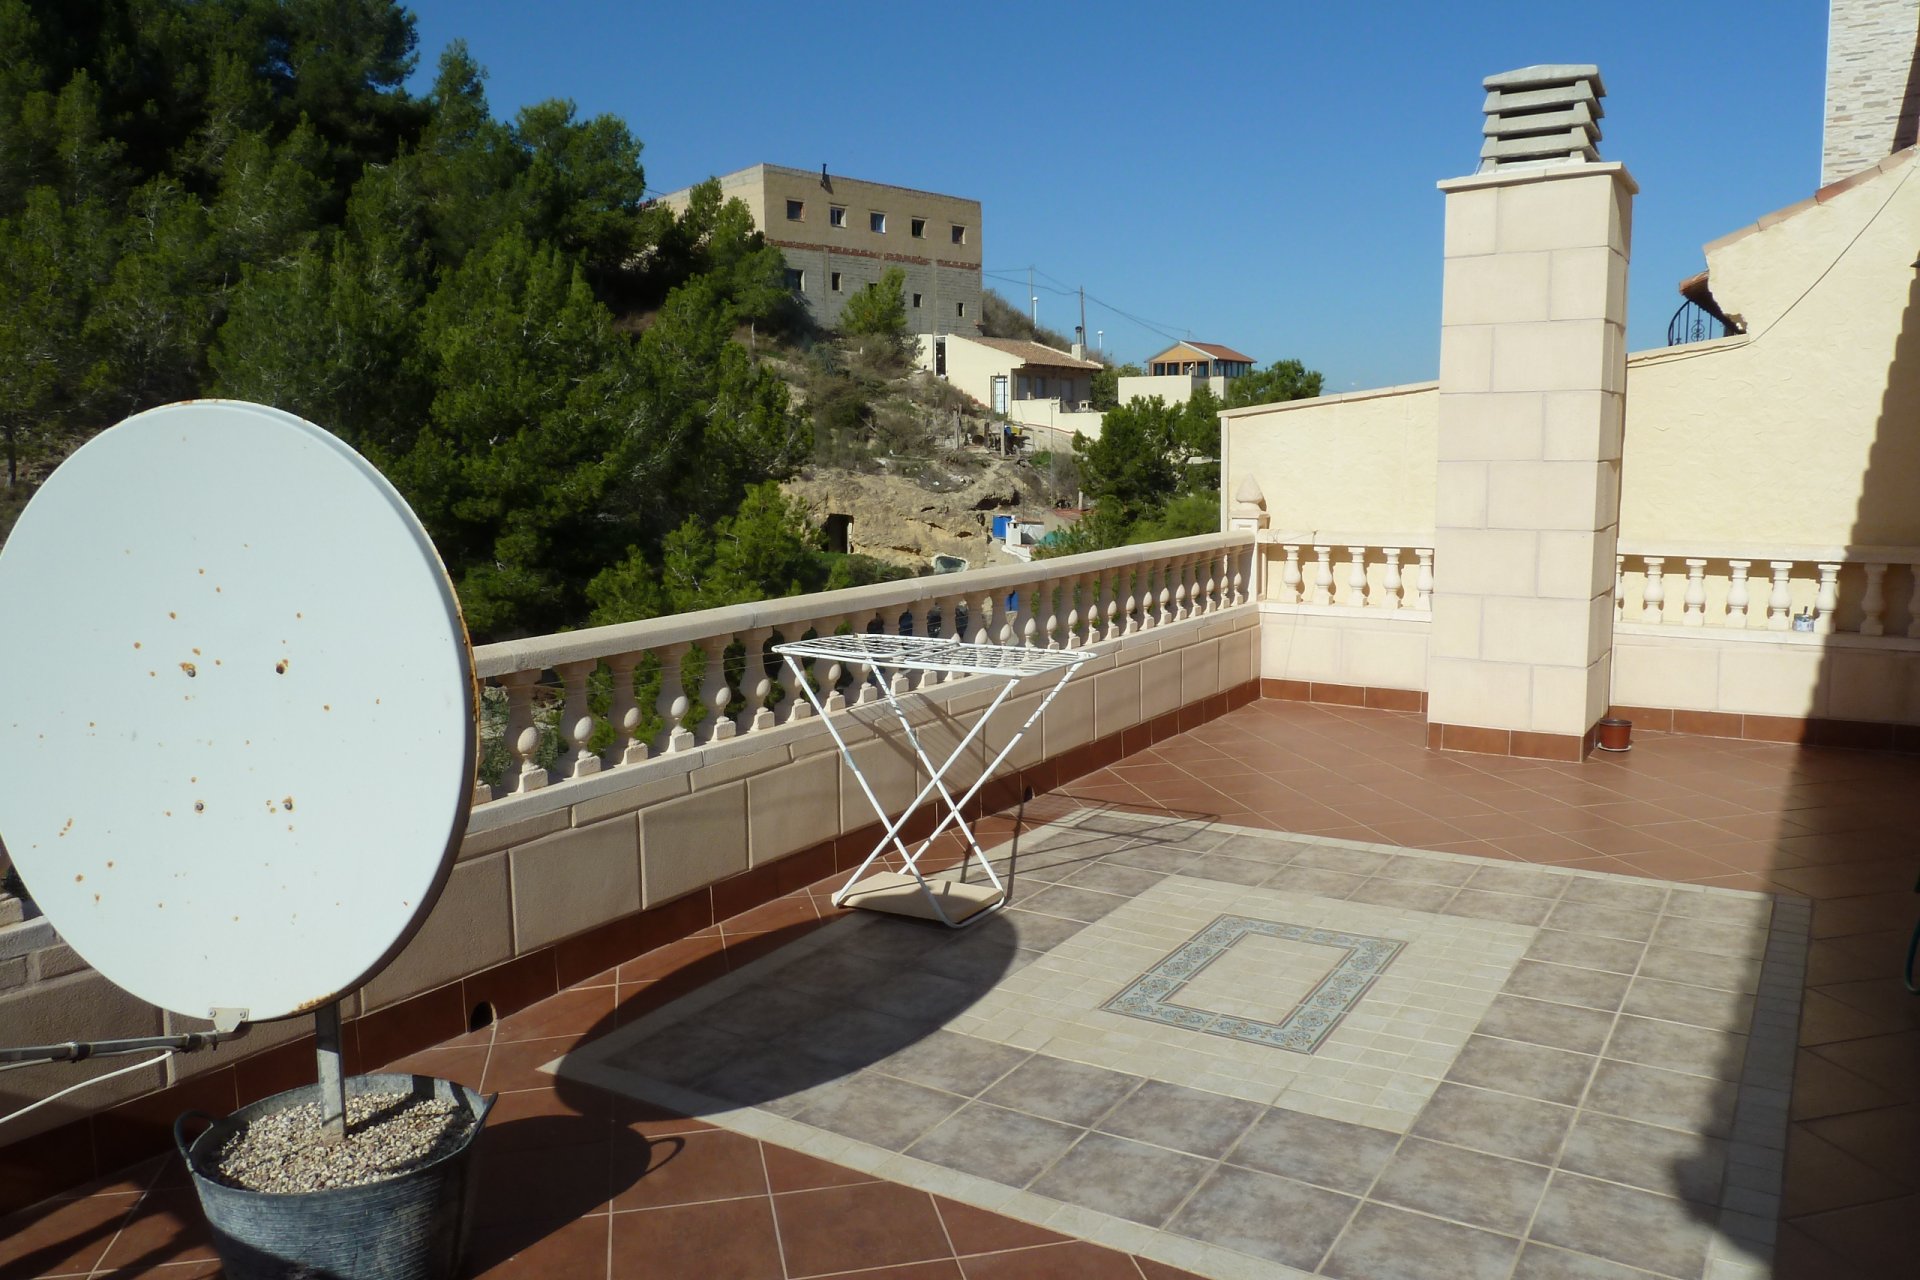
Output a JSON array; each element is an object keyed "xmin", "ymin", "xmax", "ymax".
[
  {"xmin": 469, "ymin": 533, "xmax": 1258, "ymax": 802},
  {"xmin": 1257, "ymin": 533, "xmax": 1435, "ymax": 615},
  {"xmin": 1614, "ymin": 542, "xmax": 1920, "ymax": 640}
]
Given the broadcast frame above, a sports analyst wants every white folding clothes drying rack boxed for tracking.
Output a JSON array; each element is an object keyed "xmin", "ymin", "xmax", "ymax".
[{"xmin": 771, "ymin": 632, "xmax": 1090, "ymax": 928}]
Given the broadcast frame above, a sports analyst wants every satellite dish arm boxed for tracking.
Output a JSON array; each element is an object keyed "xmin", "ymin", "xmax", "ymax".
[{"xmin": 0, "ymin": 1030, "xmax": 233, "ymax": 1068}]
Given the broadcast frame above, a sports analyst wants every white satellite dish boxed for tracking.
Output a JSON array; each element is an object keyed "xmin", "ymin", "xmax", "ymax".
[{"xmin": 0, "ymin": 401, "xmax": 475, "ymax": 1029}]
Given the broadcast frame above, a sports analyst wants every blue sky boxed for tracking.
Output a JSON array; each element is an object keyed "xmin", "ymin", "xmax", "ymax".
[{"xmin": 400, "ymin": 2, "xmax": 1827, "ymax": 390}]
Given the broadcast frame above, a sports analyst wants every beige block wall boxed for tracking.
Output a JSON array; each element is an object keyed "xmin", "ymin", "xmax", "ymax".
[
  {"xmin": 1258, "ymin": 608, "xmax": 1430, "ymax": 691},
  {"xmin": 1621, "ymin": 154, "xmax": 1920, "ymax": 549},
  {"xmin": 1614, "ymin": 630, "xmax": 1920, "ymax": 723},
  {"xmin": 1222, "ymin": 382, "xmax": 1439, "ymax": 536}
]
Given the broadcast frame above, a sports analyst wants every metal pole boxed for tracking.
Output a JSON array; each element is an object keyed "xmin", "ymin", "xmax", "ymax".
[{"xmin": 315, "ymin": 1002, "xmax": 346, "ymax": 1144}]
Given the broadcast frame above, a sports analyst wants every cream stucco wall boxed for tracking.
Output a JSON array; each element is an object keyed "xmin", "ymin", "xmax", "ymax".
[
  {"xmin": 1117, "ymin": 374, "xmax": 1229, "ymax": 406},
  {"xmin": 1222, "ymin": 381, "xmax": 1438, "ymax": 536},
  {"xmin": 1620, "ymin": 151, "xmax": 1920, "ymax": 549}
]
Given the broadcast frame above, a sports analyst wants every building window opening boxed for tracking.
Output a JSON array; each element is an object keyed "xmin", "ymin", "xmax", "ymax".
[
  {"xmin": 831, "ymin": 271, "xmax": 843, "ymax": 292},
  {"xmin": 951, "ymin": 224, "xmax": 967, "ymax": 244},
  {"xmin": 785, "ymin": 199, "xmax": 804, "ymax": 221},
  {"xmin": 784, "ymin": 267, "xmax": 805, "ymax": 290},
  {"xmin": 956, "ymin": 301, "xmax": 966, "ymax": 317},
  {"xmin": 829, "ymin": 205, "xmax": 846, "ymax": 228},
  {"xmin": 823, "ymin": 513, "xmax": 852, "ymax": 555},
  {"xmin": 911, "ymin": 217, "xmax": 927, "ymax": 238},
  {"xmin": 912, "ymin": 292, "xmax": 922, "ymax": 308},
  {"xmin": 870, "ymin": 211, "xmax": 886, "ymax": 233}
]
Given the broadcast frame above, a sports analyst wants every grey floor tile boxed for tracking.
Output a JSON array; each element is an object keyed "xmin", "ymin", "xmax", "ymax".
[
  {"xmin": 1663, "ymin": 891, "xmax": 1773, "ymax": 927},
  {"xmin": 1622, "ymin": 977, "xmax": 1756, "ymax": 1032},
  {"xmin": 791, "ymin": 1070, "xmax": 967, "ymax": 1151},
  {"xmin": 1029, "ymin": 1131, "xmax": 1210, "ymax": 1226},
  {"xmin": 1180, "ymin": 852, "xmax": 1277, "ymax": 887},
  {"xmin": 1025, "ymin": 826, "xmax": 1139, "ymax": 858},
  {"xmin": 1463, "ymin": 863, "xmax": 1566, "ymax": 899},
  {"xmin": 692, "ymin": 1046, "xmax": 849, "ymax": 1114},
  {"xmin": 839, "ymin": 915, "xmax": 953, "ymax": 963},
  {"xmin": 1369, "ymin": 1136, "xmax": 1550, "ymax": 1235},
  {"xmin": 790, "ymin": 1005, "xmax": 935, "ymax": 1069},
  {"xmin": 1377, "ymin": 854, "xmax": 1478, "ymax": 886},
  {"xmin": 1648, "ymin": 916, "xmax": 1767, "ymax": 960},
  {"xmin": 1209, "ymin": 831, "xmax": 1304, "ymax": 864},
  {"xmin": 1584, "ymin": 1059, "xmax": 1738, "ymax": 1137},
  {"xmin": 1543, "ymin": 900, "xmax": 1659, "ymax": 943},
  {"xmin": 1524, "ymin": 928, "xmax": 1645, "ymax": 976},
  {"xmin": 1511, "ymin": 1242, "xmax": 1664, "ymax": 1279},
  {"xmin": 873, "ymin": 1029, "xmax": 1030, "ymax": 1096},
  {"xmin": 1559, "ymin": 1111, "xmax": 1729, "ymax": 1205},
  {"xmin": 1346, "ymin": 878, "xmax": 1460, "ymax": 912},
  {"xmin": 1559, "ymin": 875, "xmax": 1670, "ymax": 914},
  {"xmin": 916, "ymin": 932, "xmax": 1033, "ymax": 986},
  {"xmin": 1015, "ymin": 882, "xmax": 1130, "ymax": 923},
  {"xmin": 1477, "ymin": 994, "xmax": 1615, "ymax": 1055},
  {"xmin": 1530, "ymin": 1171, "xmax": 1714, "ymax": 1279},
  {"xmin": 1168, "ymin": 1164, "xmax": 1358, "ymax": 1269},
  {"xmin": 1292, "ymin": 844, "xmax": 1393, "ymax": 875},
  {"xmin": 773, "ymin": 945, "xmax": 879, "ymax": 998},
  {"xmin": 1095, "ymin": 1080, "xmax": 1262, "ymax": 1159},
  {"xmin": 981, "ymin": 1054, "xmax": 1143, "ymax": 1127},
  {"xmin": 608, "ymin": 1021, "xmax": 752, "ymax": 1087},
  {"xmin": 848, "ymin": 968, "xmax": 985, "ymax": 1025},
  {"xmin": 1635, "ymin": 945, "xmax": 1761, "ymax": 994},
  {"xmin": 1502, "ymin": 960, "xmax": 1631, "ymax": 1012},
  {"xmin": 698, "ymin": 984, "xmax": 839, "ymax": 1039},
  {"xmin": 1604, "ymin": 1016, "xmax": 1747, "ymax": 1081},
  {"xmin": 1062, "ymin": 860, "xmax": 1166, "ymax": 897},
  {"xmin": 1226, "ymin": 1106, "xmax": 1402, "ymax": 1194},
  {"xmin": 1321, "ymin": 1202, "xmax": 1520, "ymax": 1280},
  {"xmin": 1446, "ymin": 889, "xmax": 1554, "ymax": 926},
  {"xmin": 1445, "ymin": 1035, "xmax": 1596, "ymax": 1106},
  {"xmin": 1264, "ymin": 864, "xmax": 1368, "ymax": 897},
  {"xmin": 903, "ymin": 1100, "xmax": 1082, "ymax": 1187},
  {"xmin": 1105, "ymin": 842, "xmax": 1201, "ymax": 874},
  {"xmin": 1410, "ymin": 1081, "xmax": 1574, "ymax": 1165},
  {"xmin": 998, "ymin": 908, "xmax": 1089, "ymax": 952}
]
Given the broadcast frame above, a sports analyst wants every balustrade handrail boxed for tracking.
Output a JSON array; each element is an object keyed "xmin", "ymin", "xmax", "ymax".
[
  {"xmin": 473, "ymin": 531, "xmax": 1255, "ymax": 678},
  {"xmin": 1259, "ymin": 529, "xmax": 1435, "ymax": 549},
  {"xmin": 1616, "ymin": 539, "xmax": 1920, "ymax": 565}
]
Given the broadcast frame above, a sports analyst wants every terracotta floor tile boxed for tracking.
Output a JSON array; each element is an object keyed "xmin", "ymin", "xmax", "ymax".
[
  {"xmin": 482, "ymin": 1081, "xmax": 616, "ymax": 1151},
  {"xmin": 0, "ymin": 1191, "xmax": 136, "ymax": 1276},
  {"xmin": 1806, "ymin": 1030, "xmax": 1920, "ymax": 1099},
  {"xmin": 1802, "ymin": 1102, "xmax": 1920, "ymax": 1186},
  {"xmin": 812, "ymin": 1263, "xmax": 965, "ymax": 1280},
  {"xmin": 470, "ymin": 1211, "xmax": 610, "ymax": 1278},
  {"xmin": 92, "ymin": 1191, "xmax": 216, "ymax": 1269},
  {"xmin": 956, "ymin": 1241, "xmax": 1149, "ymax": 1279},
  {"xmin": 773, "ymin": 1181, "xmax": 950, "ymax": 1278},
  {"xmin": 1784, "ymin": 1129, "xmax": 1911, "ymax": 1216},
  {"xmin": 610, "ymin": 1129, "xmax": 768, "ymax": 1211},
  {"xmin": 609, "ymin": 1196, "xmax": 783, "ymax": 1280},
  {"xmin": 475, "ymin": 1138, "xmax": 613, "ymax": 1224},
  {"xmin": 763, "ymin": 1145, "xmax": 884, "ymax": 1193},
  {"xmin": 481, "ymin": 1035, "xmax": 580, "ymax": 1094},
  {"xmin": 722, "ymin": 893, "xmax": 823, "ymax": 936},
  {"xmin": 382, "ymin": 1043, "xmax": 489, "ymax": 1089},
  {"xmin": 1791, "ymin": 1191, "xmax": 1920, "ymax": 1277},
  {"xmin": 932, "ymin": 1195, "xmax": 1072, "ymax": 1256},
  {"xmin": 489, "ymin": 984, "xmax": 619, "ymax": 1044},
  {"xmin": 618, "ymin": 931, "xmax": 728, "ymax": 984}
]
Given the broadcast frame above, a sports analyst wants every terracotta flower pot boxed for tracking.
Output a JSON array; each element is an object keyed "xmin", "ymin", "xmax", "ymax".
[{"xmin": 1596, "ymin": 718, "xmax": 1633, "ymax": 752}]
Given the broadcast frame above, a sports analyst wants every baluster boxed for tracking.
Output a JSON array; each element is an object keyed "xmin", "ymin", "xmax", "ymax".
[
  {"xmin": 1615, "ymin": 554, "xmax": 1625, "ymax": 622},
  {"xmin": 1230, "ymin": 548, "xmax": 1246, "ymax": 606},
  {"xmin": 695, "ymin": 634, "xmax": 736, "ymax": 740},
  {"xmin": 656, "ymin": 643, "xmax": 695, "ymax": 752},
  {"xmin": 1908, "ymin": 565, "xmax": 1920, "ymax": 639},
  {"xmin": 607, "ymin": 654, "xmax": 646, "ymax": 766},
  {"xmin": 1682, "ymin": 559, "xmax": 1708, "ymax": 628},
  {"xmin": 1064, "ymin": 573, "xmax": 1088, "ymax": 648},
  {"xmin": 970, "ymin": 592, "xmax": 994, "ymax": 646},
  {"xmin": 1415, "ymin": 548, "xmax": 1434, "ymax": 611},
  {"xmin": 1202, "ymin": 553, "xmax": 1220, "ymax": 615},
  {"xmin": 1022, "ymin": 581, "xmax": 1044, "ymax": 647},
  {"xmin": 740, "ymin": 627, "xmax": 777, "ymax": 730},
  {"xmin": 1092, "ymin": 568, "xmax": 1115, "ymax": 641},
  {"xmin": 930, "ymin": 594, "xmax": 960, "ymax": 680},
  {"xmin": 1346, "ymin": 546, "xmax": 1369, "ymax": 609},
  {"xmin": 1280, "ymin": 544, "xmax": 1303, "ymax": 604},
  {"xmin": 1726, "ymin": 560, "xmax": 1751, "ymax": 627},
  {"xmin": 1857, "ymin": 563, "xmax": 1887, "ymax": 636},
  {"xmin": 1172, "ymin": 558, "xmax": 1191, "ymax": 621},
  {"xmin": 853, "ymin": 612, "xmax": 887, "ymax": 703},
  {"xmin": 816, "ymin": 616, "xmax": 850, "ymax": 712},
  {"xmin": 1767, "ymin": 561, "xmax": 1794, "ymax": 631},
  {"xmin": 472, "ymin": 747, "xmax": 492, "ymax": 807},
  {"xmin": 782, "ymin": 623, "xmax": 819, "ymax": 723},
  {"xmin": 556, "ymin": 659, "xmax": 600, "ymax": 779},
  {"xmin": 1142, "ymin": 562, "xmax": 1163, "ymax": 629},
  {"xmin": 1046, "ymin": 576, "xmax": 1069, "ymax": 650},
  {"xmin": 501, "ymin": 669, "xmax": 548, "ymax": 792},
  {"xmin": 1640, "ymin": 556, "xmax": 1666, "ymax": 624},
  {"xmin": 1381, "ymin": 548, "xmax": 1403, "ymax": 613},
  {"xmin": 1814, "ymin": 563, "xmax": 1841, "ymax": 634},
  {"xmin": 1311, "ymin": 546, "xmax": 1334, "ymax": 606},
  {"xmin": 1122, "ymin": 568, "xmax": 1142, "ymax": 635}
]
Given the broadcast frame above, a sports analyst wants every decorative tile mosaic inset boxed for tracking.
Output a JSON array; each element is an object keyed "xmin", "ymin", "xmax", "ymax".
[{"xmin": 1103, "ymin": 913, "xmax": 1404, "ymax": 1053}]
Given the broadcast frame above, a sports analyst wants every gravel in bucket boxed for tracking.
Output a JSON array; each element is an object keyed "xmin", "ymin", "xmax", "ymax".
[{"xmin": 209, "ymin": 1091, "xmax": 476, "ymax": 1193}]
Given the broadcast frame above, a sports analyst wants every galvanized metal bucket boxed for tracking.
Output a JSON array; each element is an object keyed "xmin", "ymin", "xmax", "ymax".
[{"xmin": 175, "ymin": 1073, "xmax": 494, "ymax": 1280}]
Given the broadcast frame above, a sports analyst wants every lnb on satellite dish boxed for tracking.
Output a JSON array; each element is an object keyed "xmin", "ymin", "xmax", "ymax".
[{"xmin": 0, "ymin": 401, "xmax": 477, "ymax": 1027}]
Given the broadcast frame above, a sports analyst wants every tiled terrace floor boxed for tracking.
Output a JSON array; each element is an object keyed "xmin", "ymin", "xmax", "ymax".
[{"xmin": 4, "ymin": 700, "xmax": 1916, "ymax": 1279}]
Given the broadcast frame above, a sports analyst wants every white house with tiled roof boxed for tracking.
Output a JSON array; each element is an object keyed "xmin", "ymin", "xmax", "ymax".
[
  {"xmin": 917, "ymin": 333, "xmax": 1108, "ymax": 442},
  {"xmin": 1118, "ymin": 340, "xmax": 1258, "ymax": 406}
]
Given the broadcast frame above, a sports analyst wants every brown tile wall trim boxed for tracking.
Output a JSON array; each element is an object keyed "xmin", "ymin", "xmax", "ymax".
[
  {"xmin": 0, "ymin": 678, "xmax": 1259, "ymax": 1214},
  {"xmin": 1424, "ymin": 721, "xmax": 1596, "ymax": 763},
  {"xmin": 1606, "ymin": 704, "xmax": 1920, "ymax": 753},
  {"xmin": 1259, "ymin": 678, "xmax": 1427, "ymax": 714}
]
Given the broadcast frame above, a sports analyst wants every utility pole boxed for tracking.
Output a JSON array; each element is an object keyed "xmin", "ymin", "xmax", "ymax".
[
  {"xmin": 1029, "ymin": 266, "xmax": 1037, "ymax": 329},
  {"xmin": 1079, "ymin": 287, "xmax": 1087, "ymax": 351}
]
